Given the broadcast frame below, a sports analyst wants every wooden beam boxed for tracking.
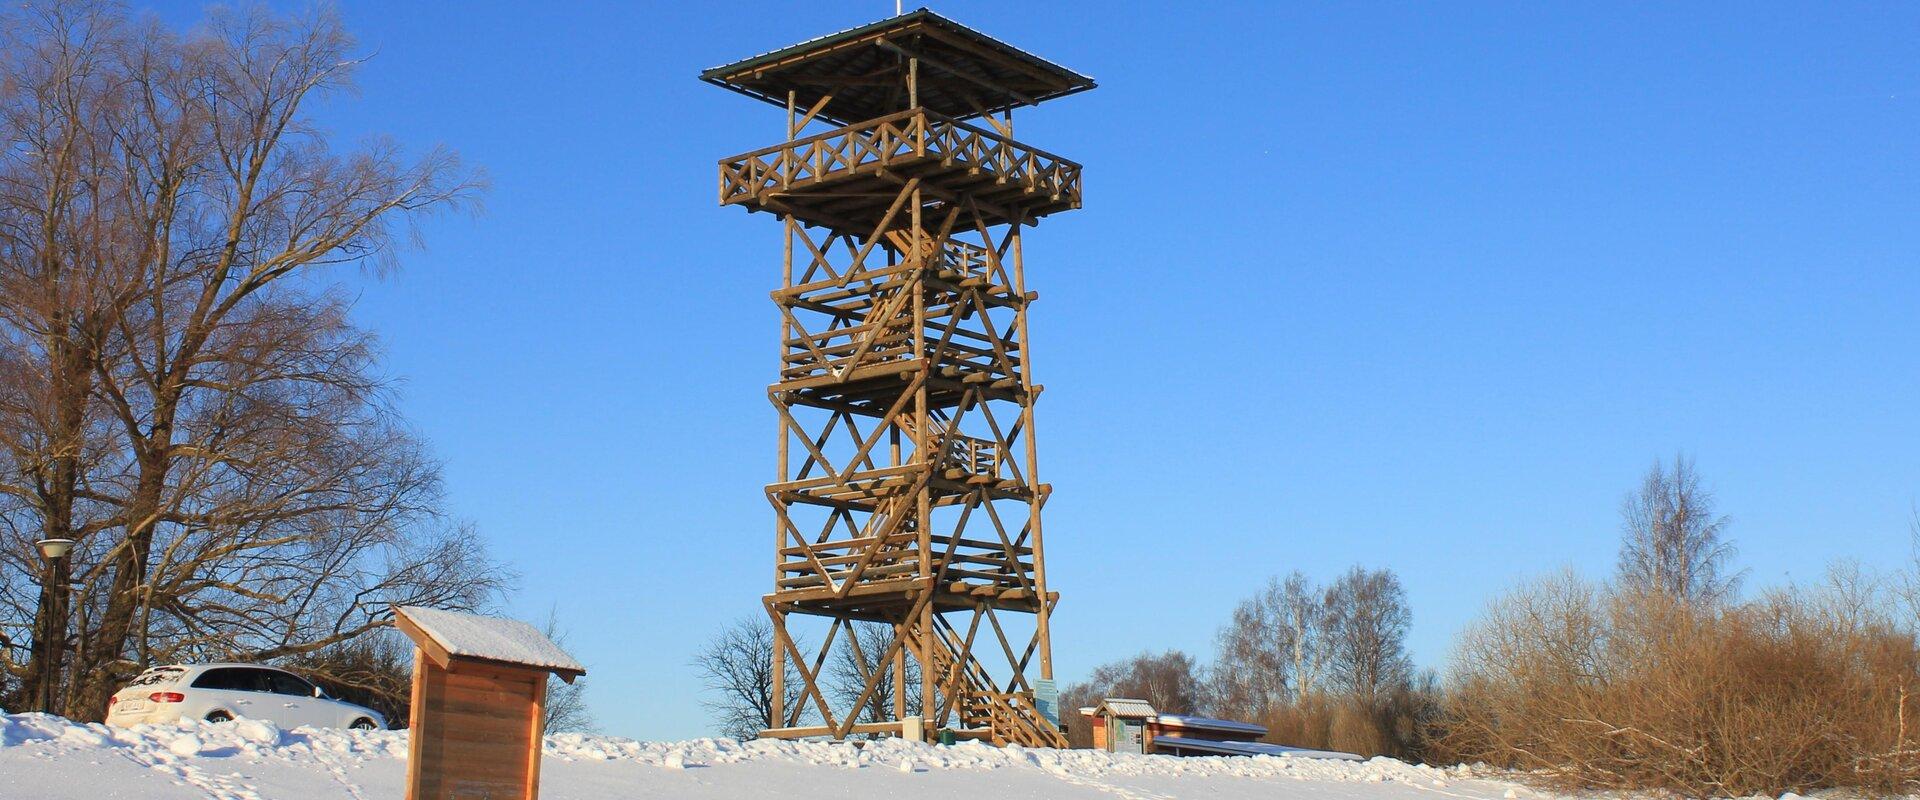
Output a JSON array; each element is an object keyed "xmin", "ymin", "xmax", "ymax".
[
  {"xmin": 876, "ymin": 38, "xmax": 1035, "ymax": 106},
  {"xmin": 395, "ymin": 614, "xmax": 453, "ymax": 671}
]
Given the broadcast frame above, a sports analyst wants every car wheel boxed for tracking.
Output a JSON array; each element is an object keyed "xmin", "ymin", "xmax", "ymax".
[
  {"xmin": 204, "ymin": 711, "xmax": 233, "ymax": 723},
  {"xmin": 349, "ymin": 718, "xmax": 378, "ymax": 731}
]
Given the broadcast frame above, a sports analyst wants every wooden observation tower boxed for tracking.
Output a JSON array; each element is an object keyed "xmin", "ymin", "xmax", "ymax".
[{"xmin": 703, "ymin": 9, "xmax": 1093, "ymax": 746}]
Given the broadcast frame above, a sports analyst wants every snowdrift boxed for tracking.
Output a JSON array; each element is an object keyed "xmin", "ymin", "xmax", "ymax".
[{"xmin": 0, "ymin": 709, "xmax": 1534, "ymax": 800}]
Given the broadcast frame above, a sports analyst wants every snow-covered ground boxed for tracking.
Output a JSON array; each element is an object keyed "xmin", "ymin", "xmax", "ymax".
[{"xmin": 0, "ymin": 710, "xmax": 1537, "ymax": 800}]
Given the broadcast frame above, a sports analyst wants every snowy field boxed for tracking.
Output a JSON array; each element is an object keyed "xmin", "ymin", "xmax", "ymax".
[{"xmin": 0, "ymin": 710, "xmax": 1538, "ymax": 800}]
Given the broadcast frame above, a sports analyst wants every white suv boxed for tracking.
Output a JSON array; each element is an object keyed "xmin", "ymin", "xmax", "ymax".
[{"xmin": 106, "ymin": 663, "xmax": 387, "ymax": 731}]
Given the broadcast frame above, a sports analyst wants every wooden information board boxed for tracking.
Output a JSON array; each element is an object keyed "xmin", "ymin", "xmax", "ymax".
[{"xmin": 394, "ymin": 606, "xmax": 585, "ymax": 800}]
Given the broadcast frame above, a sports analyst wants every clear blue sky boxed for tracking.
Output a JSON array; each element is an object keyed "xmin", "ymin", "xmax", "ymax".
[{"xmin": 153, "ymin": 1, "xmax": 1920, "ymax": 740}]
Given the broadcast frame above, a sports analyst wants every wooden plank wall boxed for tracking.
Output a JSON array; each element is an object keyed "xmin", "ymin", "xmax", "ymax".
[{"xmin": 406, "ymin": 651, "xmax": 548, "ymax": 800}]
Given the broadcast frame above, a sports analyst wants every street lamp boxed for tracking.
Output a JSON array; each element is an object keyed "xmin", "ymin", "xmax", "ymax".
[{"xmin": 33, "ymin": 538, "xmax": 75, "ymax": 715}]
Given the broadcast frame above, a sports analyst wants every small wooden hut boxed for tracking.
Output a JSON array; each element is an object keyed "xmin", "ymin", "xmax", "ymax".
[
  {"xmin": 1083, "ymin": 698, "xmax": 1157, "ymax": 753},
  {"xmin": 394, "ymin": 606, "xmax": 586, "ymax": 800}
]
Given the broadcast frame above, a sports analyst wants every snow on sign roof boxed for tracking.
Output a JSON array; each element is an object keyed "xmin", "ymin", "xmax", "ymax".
[
  {"xmin": 393, "ymin": 606, "xmax": 585, "ymax": 679},
  {"xmin": 1094, "ymin": 698, "xmax": 1157, "ymax": 718}
]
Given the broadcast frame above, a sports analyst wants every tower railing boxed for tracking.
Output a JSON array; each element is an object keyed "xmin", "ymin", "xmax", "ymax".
[
  {"xmin": 719, "ymin": 108, "xmax": 1082, "ymax": 212},
  {"xmin": 944, "ymin": 434, "xmax": 1004, "ymax": 481}
]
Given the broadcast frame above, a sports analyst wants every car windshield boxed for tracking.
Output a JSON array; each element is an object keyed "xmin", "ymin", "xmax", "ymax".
[{"xmin": 126, "ymin": 667, "xmax": 185, "ymax": 687}]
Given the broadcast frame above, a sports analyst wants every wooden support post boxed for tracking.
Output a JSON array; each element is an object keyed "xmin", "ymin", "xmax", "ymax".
[
  {"xmin": 893, "ymin": 632, "xmax": 908, "ymax": 721},
  {"xmin": 1011, "ymin": 218, "xmax": 1053, "ymax": 681}
]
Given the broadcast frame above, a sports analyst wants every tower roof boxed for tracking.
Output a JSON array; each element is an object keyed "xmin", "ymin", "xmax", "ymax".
[{"xmin": 701, "ymin": 8, "xmax": 1095, "ymax": 126}]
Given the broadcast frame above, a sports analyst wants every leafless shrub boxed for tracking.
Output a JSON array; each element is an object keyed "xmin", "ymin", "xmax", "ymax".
[
  {"xmin": 287, "ymin": 631, "xmax": 412, "ymax": 728},
  {"xmin": 1252, "ymin": 673, "xmax": 1438, "ymax": 761},
  {"xmin": 1438, "ymin": 571, "xmax": 1920, "ymax": 797}
]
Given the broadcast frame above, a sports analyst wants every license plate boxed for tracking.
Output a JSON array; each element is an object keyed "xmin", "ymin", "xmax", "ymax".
[{"xmin": 118, "ymin": 700, "xmax": 147, "ymax": 713}]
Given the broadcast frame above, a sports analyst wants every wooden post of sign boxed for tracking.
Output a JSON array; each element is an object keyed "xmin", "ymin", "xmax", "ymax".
[{"xmin": 395, "ymin": 606, "xmax": 585, "ymax": 800}]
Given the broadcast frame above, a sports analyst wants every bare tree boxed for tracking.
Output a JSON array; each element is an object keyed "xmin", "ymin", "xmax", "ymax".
[
  {"xmin": 1899, "ymin": 511, "xmax": 1920, "ymax": 631},
  {"xmin": 1279, "ymin": 573, "xmax": 1332, "ymax": 698},
  {"xmin": 1063, "ymin": 649, "xmax": 1205, "ymax": 718},
  {"xmin": 1211, "ymin": 570, "xmax": 1336, "ymax": 720},
  {"xmin": 1205, "ymin": 568, "xmax": 1430, "ymax": 757},
  {"xmin": 1617, "ymin": 455, "xmax": 1738, "ymax": 605},
  {"xmin": 1212, "ymin": 572, "xmax": 1297, "ymax": 715},
  {"xmin": 0, "ymin": 0, "xmax": 131, "ymax": 716},
  {"xmin": 1212, "ymin": 597, "xmax": 1284, "ymax": 715},
  {"xmin": 1057, "ymin": 679, "xmax": 1103, "ymax": 748},
  {"xmin": 695, "ymin": 616, "xmax": 803, "ymax": 740},
  {"xmin": 1060, "ymin": 649, "xmax": 1206, "ymax": 747},
  {"xmin": 0, "ymin": 1, "xmax": 501, "ymax": 718},
  {"xmin": 828, "ymin": 620, "xmax": 920, "ymax": 727},
  {"xmin": 538, "ymin": 610, "xmax": 595, "ymax": 733},
  {"xmin": 1324, "ymin": 565, "xmax": 1413, "ymax": 705}
]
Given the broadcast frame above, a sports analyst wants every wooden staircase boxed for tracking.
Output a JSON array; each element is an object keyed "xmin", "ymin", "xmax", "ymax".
[{"xmin": 916, "ymin": 614, "xmax": 1066, "ymax": 748}]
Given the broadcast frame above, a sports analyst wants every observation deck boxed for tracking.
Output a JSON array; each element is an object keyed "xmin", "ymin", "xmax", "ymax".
[{"xmin": 719, "ymin": 108, "xmax": 1082, "ymax": 232}]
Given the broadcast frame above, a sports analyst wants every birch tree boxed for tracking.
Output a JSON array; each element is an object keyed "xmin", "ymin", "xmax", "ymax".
[
  {"xmin": 1617, "ymin": 455, "xmax": 1738, "ymax": 605},
  {"xmin": 1324, "ymin": 566, "xmax": 1413, "ymax": 705}
]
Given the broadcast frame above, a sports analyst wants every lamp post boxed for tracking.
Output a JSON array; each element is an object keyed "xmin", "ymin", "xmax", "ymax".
[{"xmin": 34, "ymin": 538, "xmax": 74, "ymax": 715}]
